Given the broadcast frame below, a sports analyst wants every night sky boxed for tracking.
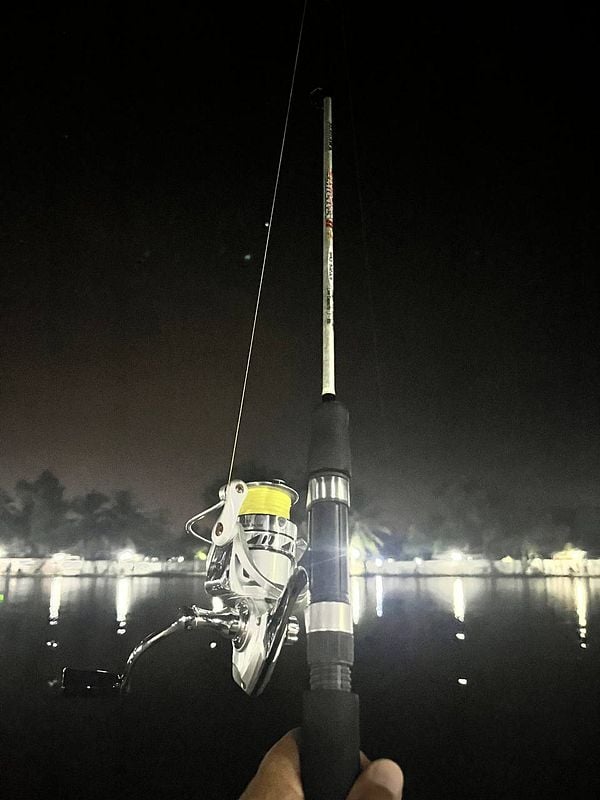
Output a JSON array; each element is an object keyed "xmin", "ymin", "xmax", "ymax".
[{"xmin": 1, "ymin": 3, "xmax": 598, "ymax": 531}]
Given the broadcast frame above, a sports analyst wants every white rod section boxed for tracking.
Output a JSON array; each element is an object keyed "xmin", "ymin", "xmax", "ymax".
[{"xmin": 322, "ymin": 96, "xmax": 335, "ymax": 397}]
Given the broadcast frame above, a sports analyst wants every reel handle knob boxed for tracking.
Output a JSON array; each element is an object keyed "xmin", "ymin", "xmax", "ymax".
[{"xmin": 61, "ymin": 667, "xmax": 122, "ymax": 696}]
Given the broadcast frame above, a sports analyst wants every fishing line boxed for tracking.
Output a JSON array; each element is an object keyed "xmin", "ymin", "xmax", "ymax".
[{"xmin": 225, "ymin": 0, "xmax": 308, "ymax": 488}]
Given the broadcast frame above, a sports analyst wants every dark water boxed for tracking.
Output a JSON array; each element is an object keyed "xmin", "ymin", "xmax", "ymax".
[{"xmin": 1, "ymin": 574, "xmax": 599, "ymax": 799}]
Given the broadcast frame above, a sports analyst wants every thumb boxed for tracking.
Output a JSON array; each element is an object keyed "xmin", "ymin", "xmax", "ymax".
[{"xmin": 346, "ymin": 758, "xmax": 404, "ymax": 800}]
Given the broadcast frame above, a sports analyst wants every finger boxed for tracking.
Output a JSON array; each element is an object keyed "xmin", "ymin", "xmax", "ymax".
[
  {"xmin": 258, "ymin": 728, "xmax": 302, "ymax": 776},
  {"xmin": 345, "ymin": 758, "xmax": 404, "ymax": 800},
  {"xmin": 261, "ymin": 731, "xmax": 368, "ymax": 782},
  {"xmin": 239, "ymin": 730, "xmax": 373, "ymax": 800},
  {"xmin": 240, "ymin": 730, "xmax": 303, "ymax": 800}
]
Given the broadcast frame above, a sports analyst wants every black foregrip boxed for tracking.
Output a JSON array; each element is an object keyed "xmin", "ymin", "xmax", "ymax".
[
  {"xmin": 308, "ymin": 400, "xmax": 351, "ymax": 476},
  {"xmin": 301, "ymin": 689, "xmax": 361, "ymax": 800}
]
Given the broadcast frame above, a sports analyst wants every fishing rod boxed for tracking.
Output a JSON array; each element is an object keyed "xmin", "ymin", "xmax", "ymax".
[
  {"xmin": 300, "ymin": 91, "xmax": 361, "ymax": 800},
  {"xmin": 62, "ymin": 36, "xmax": 360, "ymax": 800}
]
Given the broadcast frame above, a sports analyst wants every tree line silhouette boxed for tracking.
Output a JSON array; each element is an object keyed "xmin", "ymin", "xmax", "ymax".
[
  {"xmin": 0, "ymin": 469, "xmax": 597, "ymax": 560},
  {"xmin": 0, "ymin": 470, "xmax": 174, "ymax": 559}
]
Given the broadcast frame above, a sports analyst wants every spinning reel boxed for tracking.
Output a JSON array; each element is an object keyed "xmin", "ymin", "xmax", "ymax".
[{"xmin": 62, "ymin": 479, "xmax": 308, "ymax": 697}]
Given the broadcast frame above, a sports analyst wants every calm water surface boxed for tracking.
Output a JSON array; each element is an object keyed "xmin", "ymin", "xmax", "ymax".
[{"xmin": 1, "ymin": 575, "xmax": 599, "ymax": 799}]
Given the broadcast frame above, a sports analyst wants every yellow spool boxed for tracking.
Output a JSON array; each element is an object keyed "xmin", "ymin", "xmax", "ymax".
[{"xmin": 239, "ymin": 483, "xmax": 296, "ymax": 519}]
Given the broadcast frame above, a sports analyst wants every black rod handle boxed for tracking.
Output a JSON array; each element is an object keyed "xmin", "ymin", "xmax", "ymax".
[{"xmin": 301, "ymin": 688, "xmax": 361, "ymax": 800}]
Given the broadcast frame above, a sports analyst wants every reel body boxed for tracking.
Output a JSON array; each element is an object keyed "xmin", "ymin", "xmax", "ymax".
[
  {"xmin": 202, "ymin": 480, "xmax": 307, "ymax": 694},
  {"xmin": 205, "ymin": 481, "xmax": 304, "ymax": 604}
]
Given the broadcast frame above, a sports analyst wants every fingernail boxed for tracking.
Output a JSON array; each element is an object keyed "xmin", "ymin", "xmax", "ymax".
[{"xmin": 367, "ymin": 759, "xmax": 404, "ymax": 797}]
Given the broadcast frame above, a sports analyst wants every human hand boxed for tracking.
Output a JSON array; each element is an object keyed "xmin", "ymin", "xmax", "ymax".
[{"xmin": 240, "ymin": 729, "xmax": 404, "ymax": 799}]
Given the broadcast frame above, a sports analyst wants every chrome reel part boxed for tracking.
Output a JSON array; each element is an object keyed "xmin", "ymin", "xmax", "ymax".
[{"xmin": 195, "ymin": 479, "xmax": 307, "ymax": 695}]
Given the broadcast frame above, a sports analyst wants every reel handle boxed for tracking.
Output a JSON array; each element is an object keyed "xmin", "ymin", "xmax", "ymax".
[{"xmin": 301, "ymin": 688, "xmax": 361, "ymax": 800}]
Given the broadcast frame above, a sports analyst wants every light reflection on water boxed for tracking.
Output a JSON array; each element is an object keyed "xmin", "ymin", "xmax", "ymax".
[
  {"xmin": 0, "ymin": 574, "xmax": 596, "ymax": 651},
  {"xmin": 375, "ymin": 575, "xmax": 384, "ymax": 618},
  {"xmin": 1, "ymin": 573, "xmax": 598, "ymax": 799},
  {"xmin": 3, "ymin": 576, "xmax": 37, "ymax": 604},
  {"xmin": 116, "ymin": 577, "xmax": 131, "ymax": 634},
  {"xmin": 351, "ymin": 575, "xmax": 365, "ymax": 624},
  {"xmin": 537, "ymin": 575, "xmax": 591, "ymax": 648},
  {"xmin": 347, "ymin": 574, "xmax": 594, "ymax": 662},
  {"xmin": 452, "ymin": 578, "xmax": 465, "ymax": 624},
  {"xmin": 49, "ymin": 576, "xmax": 62, "ymax": 625},
  {"xmin": 346, "ymin": 574, "xmax": 597, "ymax": 647},
  {"xmin": 574, "ymin": 577, "xmax": 588, "ymax": 646}
]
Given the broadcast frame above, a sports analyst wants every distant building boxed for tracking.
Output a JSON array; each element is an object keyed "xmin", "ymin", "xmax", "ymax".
[{"xmin": 552, "ymin": 546, "xmax": 587, "ymax": 560}]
